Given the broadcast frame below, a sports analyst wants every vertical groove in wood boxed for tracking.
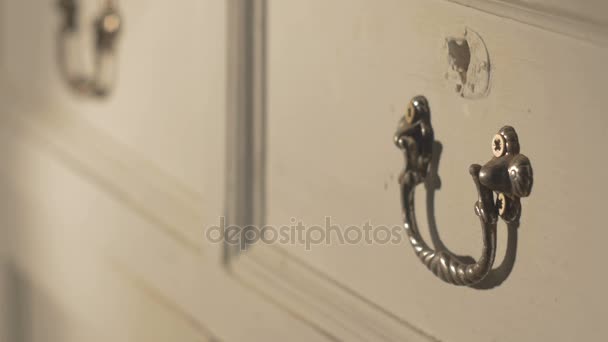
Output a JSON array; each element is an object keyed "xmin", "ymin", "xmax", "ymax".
[{"xmin": 224, "ymin": 0, "xmax": 267, "ymax": 261}]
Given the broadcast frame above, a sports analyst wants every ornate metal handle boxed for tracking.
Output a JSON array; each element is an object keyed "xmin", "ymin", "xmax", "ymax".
[
  {"xmin": 394, "ymin": 96, "xmax": 533, "ymax": 286},
  {"xmin": 57, "ymin": 0, "xmax": 122, "ymax": 97}
]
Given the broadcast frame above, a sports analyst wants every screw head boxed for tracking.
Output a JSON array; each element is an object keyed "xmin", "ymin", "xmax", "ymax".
[
  {"xmin": 102, "ymin": 12, "xmax": 121, "ymax": 34},
  {"xmin": 405, "ymin": 102, "xmax": 415, "ymax": 124},
  {"xmin": 492, "ymin": 134, "xmax": 506, "ymax": 157},
  {"xmin": 497, "ymin": 193, "xmax": 507, "ymax": 216}
]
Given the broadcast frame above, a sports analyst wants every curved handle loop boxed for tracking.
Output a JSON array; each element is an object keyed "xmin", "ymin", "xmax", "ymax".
[
  {"xmin": 395, "ymin": 96, "xmax": 533, "ymax": 286},
  {"xmin": 57, "ymin": 0, "xmax": 122, "ymax": 97}
]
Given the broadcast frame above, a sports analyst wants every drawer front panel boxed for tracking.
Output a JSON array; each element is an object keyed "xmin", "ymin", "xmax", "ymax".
[{"xmin": 262, "ymin": 0, "xmax": 608, "ymax": 341}]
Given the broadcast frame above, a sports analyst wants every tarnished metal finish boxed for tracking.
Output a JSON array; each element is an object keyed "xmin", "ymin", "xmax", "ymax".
[
  {"xmin": 395, "ymin": 96, "xmax": 533, "ymax": 286},
  {"xmin": 57, "ymin": 0, "xmax": 122, "ymax": 98}
]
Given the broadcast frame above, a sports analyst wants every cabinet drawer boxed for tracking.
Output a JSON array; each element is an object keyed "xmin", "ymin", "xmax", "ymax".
[
  {"xmin": 244, "ymin": 0, "xmax": 608, "ymax": 341},
  {"xmin": 0, "ymin": 1, "xmax": 330, "ymax": 341},
  {"xmin": 2, "ymin": 0, "xmax": 224, "ymax": 196}
]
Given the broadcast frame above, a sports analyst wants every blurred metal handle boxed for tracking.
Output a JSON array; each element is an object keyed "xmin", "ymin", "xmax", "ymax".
[
  {"xmin": 394, "ymin": 96, "xmax": 533, "ymax": 286},
  {"xmin": 57, "ymin": 0, "xmax": 122, "ymax": 97}
]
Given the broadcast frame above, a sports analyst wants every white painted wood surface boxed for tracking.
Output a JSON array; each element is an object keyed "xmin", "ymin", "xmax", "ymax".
[
  {"xmin": 1, "ymin": 0, "xmax": 607, "ymax": 341},
  {"xmin": 254, "ymin": 0, "xmax": 608, "ymax": 341},
  {"xmin": 0, "ymin": 1, "xmax": 326, "ymax": 341},
  {"xmin": 448, "ymin": 0, "xmax": 608, "ymax": 44}
]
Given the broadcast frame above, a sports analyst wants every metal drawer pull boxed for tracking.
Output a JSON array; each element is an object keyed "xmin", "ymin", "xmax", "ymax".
[
  {"xmin": 394, "ymin": 96, "xmax": 533, "ymax": 286},
  {"xmin": 57, "ymin": 0, "xmax": 122, "ymax": 97}
]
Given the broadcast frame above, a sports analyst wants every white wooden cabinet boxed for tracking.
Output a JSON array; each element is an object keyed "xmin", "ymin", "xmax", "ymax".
[
  {"xmin": 234, "ymin": 0, "xmax": 608, "ymax": 341},
  {"xmin": 0, "ymin": 0, "xmax": 607, "ymax": 341},
  {"xmin": 0, "ymin": 1, "xmax": 322, "ymax": 341}
]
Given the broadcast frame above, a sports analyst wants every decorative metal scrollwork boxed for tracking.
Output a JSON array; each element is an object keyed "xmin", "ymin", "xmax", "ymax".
[
  {"xmin": 394, "ymin": 96, "xmax": 533, "ymax": 286},
  {"xmin": 57, "ymin": 0, "xmax": 122, "ymax": 97}
]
